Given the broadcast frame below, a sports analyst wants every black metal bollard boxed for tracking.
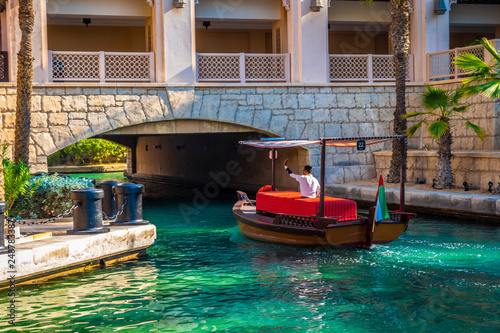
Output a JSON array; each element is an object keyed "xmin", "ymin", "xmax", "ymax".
[
  {"xmin": 0, "ymin": 202, "xmax": 7, "ymax": 254},
  {"xmin": 96, "ymin": 181, "xmax": 122, "ymax": 219},
  {"xmin": 67, "ymin": 188, "xmax": 110, "ymax": 235},
  {"xmin": 111, "ymin": 183, "xmax": 149, "ymax": 225}
]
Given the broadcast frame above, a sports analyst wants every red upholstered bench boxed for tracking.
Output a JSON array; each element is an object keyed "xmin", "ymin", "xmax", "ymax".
[{"xmin": 256, "ymin": 191, "xmax": 357, "ymax": 222}]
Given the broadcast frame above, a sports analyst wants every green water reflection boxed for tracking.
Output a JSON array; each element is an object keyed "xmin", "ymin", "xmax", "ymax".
[{"xmin": 1, "ymin": 174, "xmax": 499, "ymax": 332}]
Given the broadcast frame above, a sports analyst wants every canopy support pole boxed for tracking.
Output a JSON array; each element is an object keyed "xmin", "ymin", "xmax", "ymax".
[
  {"xmin": 319, "ymin": 139, "xmax": 326, "ymax": 217},
  {"xmin": 271, "ymin": 148, "xmax": 276, "ymax": 191},
  {"xmin": 400, "ymin": 136, "xmax": 406, "ymax": 213}
]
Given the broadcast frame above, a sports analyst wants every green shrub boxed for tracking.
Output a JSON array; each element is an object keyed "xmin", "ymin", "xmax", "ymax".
[
  {"xmin": 48, "ymin": 139, "xmax": 128, "ymax": 166},
  {"xmin": 2, "ymin": 148, "xmax": 40, "ymax": 216},
  {"xmin": 25, "ymin": 174, "xmax": 95, "ymax": 218}
]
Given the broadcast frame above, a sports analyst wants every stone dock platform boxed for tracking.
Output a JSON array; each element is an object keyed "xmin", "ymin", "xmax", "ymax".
[
  {"xmin": 0, "ymin": 220, "xmax": 156, "ymax": 289},
  {"xmin": 327, "ymin": 185, "xmax": 500, "ymax": 221}
]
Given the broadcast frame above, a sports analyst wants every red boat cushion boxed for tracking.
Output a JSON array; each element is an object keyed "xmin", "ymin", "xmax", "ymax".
[{"xmin": 256, "ymin": 191, "xmax": 357, "ymax": 222}]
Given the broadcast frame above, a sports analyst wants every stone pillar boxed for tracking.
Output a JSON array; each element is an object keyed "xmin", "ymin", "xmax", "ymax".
[
  {"xmin": 164, "ymin": 0, "xmax": 196, "ymax": 84},
  {"xmin": 410, "ymin": 0, "xmax": 450, "ymax": 82},
  {"xmin": 6, "ymin": 0, "xmax": 18, "ymax": 82},
  {"xmin": 152, "ymin": 0, "xmax": 165, "ymax": 83},
  {"xmin": 300, "ymin": 1, "xmax": 329, "ymax": 83},
  {"xmin": 33, "ymin": 0, "xmax": 49, "ymax": 83},
  {"xmin": 287, "ymin": 0, "xmax": 302, "ymax": 82},
  {"xmin": 8, "ymin": 0, "xmax": 49, "ymax": 83}
]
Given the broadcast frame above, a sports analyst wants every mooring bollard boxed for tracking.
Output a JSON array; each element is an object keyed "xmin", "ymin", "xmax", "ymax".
[
  {"xmin": 67, "ymin": 188, "xmax": 110, "ymax": 235},
  {"xmin": 96, "ymin": 181, "xmax": 122, "ymax": 219},
  {"xmin": 111, "ymin": 183, "xmax": 149, "ymax": 225},
  {"xmin": 0, "ymin": 202, "xmax": 7, "ymax": 254}
]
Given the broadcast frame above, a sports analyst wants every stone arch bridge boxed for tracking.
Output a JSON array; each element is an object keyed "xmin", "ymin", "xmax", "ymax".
[{"xmin": 1, "ymin": 83, "xmax": 495, "ymax": 188}]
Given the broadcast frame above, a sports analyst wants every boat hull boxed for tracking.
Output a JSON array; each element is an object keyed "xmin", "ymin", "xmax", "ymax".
[{"xmin": 233, "ymin": 200, "xmax": 410, "ymax": 248}]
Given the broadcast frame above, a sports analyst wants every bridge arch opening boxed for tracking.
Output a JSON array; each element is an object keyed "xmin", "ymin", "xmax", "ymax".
[{"xmin": 96, "ymin": 119, "xmax": 311, "ymax": 192}]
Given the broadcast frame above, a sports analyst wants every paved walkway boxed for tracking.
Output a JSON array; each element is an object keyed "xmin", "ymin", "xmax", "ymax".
[
  {"xmin": 0, "ymin": 221, "xmax": 156, "ymax": 288},
  {"xmin": 327, "ymin": 184, "xmax": 500, "ymax": 221}
]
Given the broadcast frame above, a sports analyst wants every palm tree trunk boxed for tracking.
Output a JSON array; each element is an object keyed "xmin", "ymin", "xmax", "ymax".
[
  {"xmin": 387, "ymin": 0, "xmax": 410, "ymax": 183},
  {"xmin": 14, "ymin": 0, "xmax": 34, "ymax": 164},
  {"xmin": 436, "ymin": 118, "xmax": 454, "ymax": 189}
]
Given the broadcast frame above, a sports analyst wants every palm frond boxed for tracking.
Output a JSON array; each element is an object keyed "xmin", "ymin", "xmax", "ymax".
[
  {"xmin": 450, "ymin": 88, "xmax": 465, "ymax": 104},
  {"xmin": 427, "ymin": 121, "xmax": 449, "ymax": 139},
  {"xmin": 407, "ymin": 121, "xmax": 424, "ymax": 138},
  {"xmin": 480, "ymin": 37, "xmax": 500, "ymax": 63},
  {"xmin": 421, "ymin": 84, "xmax": 450, "ymax": 112},
  {"xmin": 477, "ymin": 81, "xmax": 500, "ymax": 99},
  {"xmin": 465, "ymin": 121, "xmax": 486, "ymax": 142},
  {"xmin": 403, "ymin": 111, "xmax": 428, "ymax": 119},
  {"xmin": 454, "ymin": 53, "xmax": 490, "ymax": 74},
  {"xmin": 451, "ymin": 105, "xmax": 471, "ymax": 113}
]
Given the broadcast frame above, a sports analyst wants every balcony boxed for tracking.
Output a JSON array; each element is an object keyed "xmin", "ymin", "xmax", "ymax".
[
  {"xmin": 428, "ymin": 44, "xmax": 487, "ymax": 82},
  {"xmin": 196, "ymin": 53, "xmax": 290, "ymax": 83},
  {"xmin": 49, "ymin": 51, "xmax": 155, "ymax": 83},
  {"xmin": 329, "ymin": 54, "xmax": 414, "ymax": 83}
]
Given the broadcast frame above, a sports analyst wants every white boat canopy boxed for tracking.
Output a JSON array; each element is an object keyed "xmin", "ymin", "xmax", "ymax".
[{"xmin": 239, "ymin": 136, "xmax": 404, "ymax": 149}]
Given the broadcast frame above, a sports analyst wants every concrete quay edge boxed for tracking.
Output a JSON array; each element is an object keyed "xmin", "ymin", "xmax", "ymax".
[
  {"xmin": 326, "ymin": 185, "xmax": 500, "ymax": 221},
  {"xmin": 0, "ymin": 224, "xmax": 157, "ymax": 289},
  {"xmin": 48, "ymin": 164, "xmax": 127, "ymax": 174}
]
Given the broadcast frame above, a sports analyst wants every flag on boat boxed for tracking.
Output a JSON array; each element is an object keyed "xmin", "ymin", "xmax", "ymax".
[{"xmin": 375, "ymin": 175, "xmax": 390, "ymax": 222}]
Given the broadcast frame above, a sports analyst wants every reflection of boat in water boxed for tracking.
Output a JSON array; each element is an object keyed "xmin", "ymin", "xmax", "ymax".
[{"xmin": 233, "ymin": 136, "xmax": 416, "ymax": 248}]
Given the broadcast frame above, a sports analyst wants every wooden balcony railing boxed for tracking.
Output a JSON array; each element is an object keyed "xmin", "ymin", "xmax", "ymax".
[
  {"xmin": 329, "ymin": 54, "xmax": 414, "ymax": 82},
  {"xmin": 196, "ymin": 53, "xmax": 290, "ymax": 83},
  {"xmin": 427, "ymin": 44, "xmax": 488, "ymax": 82},
  {"xmin": 49, "ymin": 51, "xmax": 155, "ymax": 82}
]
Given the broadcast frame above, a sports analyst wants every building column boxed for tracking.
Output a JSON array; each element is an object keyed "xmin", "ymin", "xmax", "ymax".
[
  {"xmin": 1, "ymin": 3, "xmax": 12, "ymax": 81},
  {"xmin": 33, "ymin": 0, "xmax": 49, "ymax": 83},
  {"xmin": 164, "ymin": 0, "xmax": 196, "ymax": 84},
  {"xmin": 286, "ymin": 0, "xmax": 302, "ymax": 82},
  {"xmin": 410, "ymin": 0, "xmax": 450, "ymax": 82},
  {"xmin": 152, "ymin": 1, "xmax": 165, "ymax": 83},
  {"xmin": 300, "ymin": 0, "xmax": 329, "ymax": 83}
]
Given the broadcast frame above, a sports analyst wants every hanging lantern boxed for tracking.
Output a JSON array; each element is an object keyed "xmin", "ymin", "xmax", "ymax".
[{"xmin": 310, "ymin": 0, "xmax": 323, "ymax": 12}]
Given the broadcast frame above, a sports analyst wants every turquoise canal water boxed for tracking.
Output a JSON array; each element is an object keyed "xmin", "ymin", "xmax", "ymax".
[{"xmin": 1, "ymin": 176, "xmax": 500, "ymax": 332}]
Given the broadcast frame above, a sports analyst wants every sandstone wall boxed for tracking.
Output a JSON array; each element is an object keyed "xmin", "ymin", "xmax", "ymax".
[
  {"xmin": 0, "ymin": 82, "xmax": 496, "ymax": 186},
  {"xmin": 405, "ymin": 82, "xmax": 498, "ymax": 151}
]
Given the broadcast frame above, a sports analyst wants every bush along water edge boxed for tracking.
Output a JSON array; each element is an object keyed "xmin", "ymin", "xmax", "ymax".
[{"xmin": 48, "ymin": 139, "xmax": 128, "ymax": 166}]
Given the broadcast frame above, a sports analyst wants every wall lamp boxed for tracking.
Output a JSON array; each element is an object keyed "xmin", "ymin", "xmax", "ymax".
[
  {"xmin": 173, "ymin": 0, "xmax": 187, "ymax": 8},
  {"xmin": 202, "ymin": 21, "xmax": 211, "ymax": 30},
  {"xmin": 83, "ymin": 18, "xmax": 91, "ymax": 27},
  {"xmin": 310, "ymin": 0, "xmax": 323, "ymax": 12},
  {"xmin": 434, "ymin": 0, "xmax": 447, "ymax": 15}
]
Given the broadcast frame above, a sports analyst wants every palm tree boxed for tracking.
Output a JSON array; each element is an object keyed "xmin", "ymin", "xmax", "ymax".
[
  {"xmin": 454, "ymin": 37, "xmax": 500, "ymax": 99},
  {"xmin": 14, "ymin": 0, "xmax": 34, "ymax": 164},
  {"xmin": 404, "ymin": 84, "xmax": 485, "ymax": 189},
  {"xmin": 363, "ymin": 0, "xmax": 411, "ymax": 183},
  {"xmin": 386, "ymin": 0, "xmax": 411, "ymax": 183}
]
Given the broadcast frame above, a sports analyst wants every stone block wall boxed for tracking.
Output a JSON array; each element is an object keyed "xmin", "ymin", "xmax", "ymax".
[
  {"xmin": 374, "ymin": 151, "xmax": 500, "ymax": 191},
  {"xmin": 0, "ymin": 85, "xmax": 171, "ymax": 171},
  {"xmin": 0, "ymin": 82, "xmax": 497, "ymax": 187},
  {"xmin": 405, "ymin": 82, "xmax": 498, "ymax": 151}
]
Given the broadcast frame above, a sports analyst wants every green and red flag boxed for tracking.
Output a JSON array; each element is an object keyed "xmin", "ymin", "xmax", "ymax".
[{"xmin": 375, "ymin": 175, "xmax": 390, "ymax": 222}]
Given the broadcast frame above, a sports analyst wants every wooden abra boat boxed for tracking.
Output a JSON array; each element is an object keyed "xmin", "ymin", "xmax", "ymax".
[{"xmin": 233, "ymin": 136, "xmax": 416, "ymax": 248}]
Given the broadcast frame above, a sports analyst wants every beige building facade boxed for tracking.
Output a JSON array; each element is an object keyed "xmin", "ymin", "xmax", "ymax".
[{"xmin": 0, "ymin": 0, "xmax": 498, "ymax": 85}]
